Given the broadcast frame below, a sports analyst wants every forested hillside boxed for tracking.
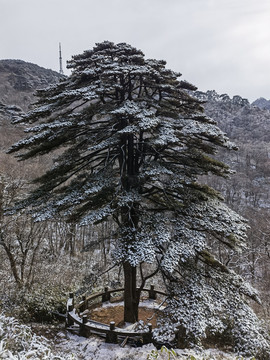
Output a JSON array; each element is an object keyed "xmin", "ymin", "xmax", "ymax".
[
  {"xmin": 0, "ymin": 59, "xmax": 269, "ymax": 359},
  {"xmin": 196, "ymin": 90, "xmax": 270, "ymax": 315}
]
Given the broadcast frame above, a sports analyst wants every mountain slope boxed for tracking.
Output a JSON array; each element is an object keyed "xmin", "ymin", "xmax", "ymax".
[{"xmin": 0, "ymin": 59, "xmax": 63, "ymax": 111}]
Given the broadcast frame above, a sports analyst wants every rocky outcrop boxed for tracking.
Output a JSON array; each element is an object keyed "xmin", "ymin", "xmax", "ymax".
[{"xmin": 194, "ymin": 90, "xmax": 270, "ymax": 142}]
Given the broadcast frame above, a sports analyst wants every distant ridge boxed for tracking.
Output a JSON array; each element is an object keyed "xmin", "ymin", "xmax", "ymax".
[
  {"xmin": 194, "ymin": 89, "xmax": 250, "ymax": 107},
  {"xmin": 251, "ymin": 97, "xmax": 270, "ymax": 110},
  {"xmin": 0, "ymin": 59, "xmax": 64, "ymax": 111}
]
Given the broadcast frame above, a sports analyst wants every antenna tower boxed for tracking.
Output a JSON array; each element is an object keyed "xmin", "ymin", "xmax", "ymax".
[{"xmin": 59, "ymin": 43, "xmax": 64, "ymax": 75}]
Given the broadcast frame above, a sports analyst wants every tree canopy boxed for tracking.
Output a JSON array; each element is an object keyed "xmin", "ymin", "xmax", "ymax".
[{"xmin": 8, "ymin": 41, "xmax": 269, "ymax": 357}]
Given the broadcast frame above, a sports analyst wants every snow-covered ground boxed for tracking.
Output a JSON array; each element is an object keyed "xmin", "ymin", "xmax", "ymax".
[
  {"xmin": 57, "ymin": 331, "xmax": 241, "ymax": 360},
  {"xmin": 0, "ymin": 312, "xmax": 256, "ymax": 359}
]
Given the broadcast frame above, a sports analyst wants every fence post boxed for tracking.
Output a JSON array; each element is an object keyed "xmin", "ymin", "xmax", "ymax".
[
  {"xmin": 79, "ymin": 295, "xmax": 86, "ymax": 313},
  {"xmin": 80, "ymin": 314, "xmax": 89, "ymax": 337},
  {"xmin": 149, "ymin": 285, "xmax": 157, "ymax": 300},
  {"xmin": 106, "ymin": 321, "xmax": 117, "ymax": 343},
  {"xmin": 102, "ymin": 287, "xmax": 111, "ymax": 302},
  {"xmin": 143, "ymin": 323, "xmax": 153, "ymax": 344},
  {"xmin": 66, "ymin": 293, "xmax": 74, "ymax": 327}
]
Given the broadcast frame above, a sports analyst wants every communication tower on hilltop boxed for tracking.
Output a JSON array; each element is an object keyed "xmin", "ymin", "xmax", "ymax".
[{"xmin": 59, "ymin": 43, "xmax": 64, "ymax": 75}]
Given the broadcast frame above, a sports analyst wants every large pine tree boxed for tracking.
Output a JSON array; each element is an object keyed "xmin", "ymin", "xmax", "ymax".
[{"xmin": 8, "ymin": 41, "xmax": 269, "ymax": 356}]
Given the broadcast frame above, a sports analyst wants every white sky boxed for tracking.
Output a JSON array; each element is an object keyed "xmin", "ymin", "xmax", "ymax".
[{"xmin": 1, "ymin": 0, "xmax": 270, "ymax": 102}]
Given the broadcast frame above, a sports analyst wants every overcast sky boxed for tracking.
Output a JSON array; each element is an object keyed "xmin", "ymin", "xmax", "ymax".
[{"xmin": 1, "ymin": 0, "xmax": 270, "ymax": 102}]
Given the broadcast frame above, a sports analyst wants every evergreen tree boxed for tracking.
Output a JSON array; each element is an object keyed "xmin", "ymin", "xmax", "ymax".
[{"xmin": 8, "ymin": 41, "xmax": 269, "ymax": 356}]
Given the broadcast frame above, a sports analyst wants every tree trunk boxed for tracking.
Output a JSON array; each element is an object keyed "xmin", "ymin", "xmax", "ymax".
[
  {"xmin": 123, "ymin": 262, "xmax": 139, "ymax": 323},
  {"xmin": 121, "ymin": 130, "xmax": 140, "ymax": 323},
  {"xmin": 1, "ymin": 242, "xmax": 22, "ymax": 287}
]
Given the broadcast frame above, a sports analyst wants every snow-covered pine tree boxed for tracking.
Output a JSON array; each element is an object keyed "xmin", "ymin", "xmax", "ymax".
[{"xmin": 8, "ymin": 41, "xmax": 269, "ymax": 356}]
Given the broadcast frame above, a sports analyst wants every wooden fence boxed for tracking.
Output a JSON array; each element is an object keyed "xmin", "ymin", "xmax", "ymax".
[{"xmin": 66, "ymin": 285, "xmax": 167, "ymax": 345}]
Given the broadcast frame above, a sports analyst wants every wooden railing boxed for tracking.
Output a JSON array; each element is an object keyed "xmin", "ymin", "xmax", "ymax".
[{"xmin": 66, "ymin": 285, "xmax": 167, "ymax": 344}]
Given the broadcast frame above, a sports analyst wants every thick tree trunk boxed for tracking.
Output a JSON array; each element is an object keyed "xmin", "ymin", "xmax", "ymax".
[
  {"xmin": 123, "ymin": 262, "xmax": 139, "ymax": 323},
  {"xmin": 121, "ymin": 130, "xmax": 141, "ymax": 323}
]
